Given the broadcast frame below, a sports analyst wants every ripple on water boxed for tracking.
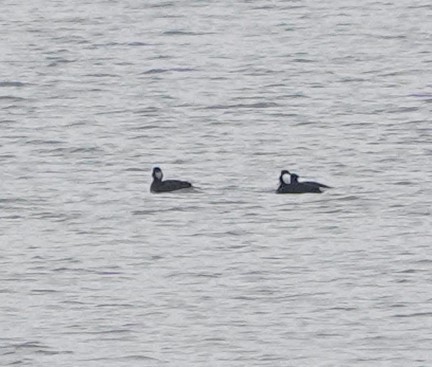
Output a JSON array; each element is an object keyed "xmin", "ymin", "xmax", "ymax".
[{"xmin": 1, "ymin": 1, "xmax": 432, "ymax": 366}]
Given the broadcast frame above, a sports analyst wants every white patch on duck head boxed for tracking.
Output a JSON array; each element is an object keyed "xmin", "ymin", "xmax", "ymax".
[
  {"xmin": 153, "ymin": 168, "xmax": 163, "ymax": 180},
  {"xmin": 282, "ymin": 173, "xmax": 291, "ymax": 184}
]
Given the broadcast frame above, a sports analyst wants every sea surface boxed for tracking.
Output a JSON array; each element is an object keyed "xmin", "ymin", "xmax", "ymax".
[{"xmin": 1, "ymin": 0, "xmax": 432, "ymax": 366}]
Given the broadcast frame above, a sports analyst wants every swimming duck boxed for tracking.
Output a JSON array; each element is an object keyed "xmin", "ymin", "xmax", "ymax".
[
  {"xmin": 150, "ymin": 167, "xmax": 192, "ymax": 193},
  {"xmin": 277, "ymin": 170, "xmax": 330, "ymax": 194}
]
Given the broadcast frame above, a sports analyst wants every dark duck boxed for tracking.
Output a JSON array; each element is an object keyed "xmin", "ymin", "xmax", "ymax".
[
  {"xmin": 277, "ymin": 170, "xmax": 330, "ymax": 194},
  {"xmin": 150, "ymin": 167, "xmax": 192, "ymax": 193}
]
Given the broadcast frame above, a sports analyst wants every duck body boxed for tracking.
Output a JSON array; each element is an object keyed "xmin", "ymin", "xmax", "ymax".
[
  {"xmin": 150, "ymin": 167, "xmax": 192, "ymax": 193},
  {"xmin": 276, "ymin": 170, "xmax": 330, "ymax": 194},
  {"xmin": 277, "ymin": 182, "xmax": 322, "ymax": 193}
]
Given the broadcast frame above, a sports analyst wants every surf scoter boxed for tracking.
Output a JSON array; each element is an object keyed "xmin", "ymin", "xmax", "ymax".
[
  {"xmin": 150, "ymin": 167, "xmax": 192, "ymax": 193},
  {"xmin": 277, "ymin": 170, "xmax": 330, "ymax": 194}
]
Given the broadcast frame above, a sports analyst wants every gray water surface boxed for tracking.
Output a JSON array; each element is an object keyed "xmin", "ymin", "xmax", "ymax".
[{"xmin": 1, "ymin": 0, "xmax": 432, "ymax": 366}]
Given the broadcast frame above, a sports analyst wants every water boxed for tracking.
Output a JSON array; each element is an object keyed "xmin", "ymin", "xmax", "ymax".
[{"xmin": 1, "ymin": 0, "xmax": 432, "ymax": 365}]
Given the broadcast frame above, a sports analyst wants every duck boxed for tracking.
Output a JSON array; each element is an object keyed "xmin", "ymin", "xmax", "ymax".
[
  {"xmin": 277, "ymin": 170, "xmax": 330, "ymax": 194},
  {"xmin": 150, "ymin": 167, "xmax": 192, "ymax": 193}
]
